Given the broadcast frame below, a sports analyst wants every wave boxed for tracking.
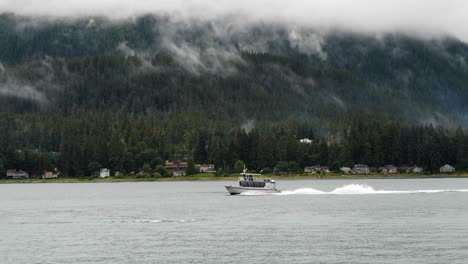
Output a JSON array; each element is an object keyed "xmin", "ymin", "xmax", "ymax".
[
  {"xmin": 132, "ymin": 219, "xmax": 196, "ymax": 224},
  {"xmin": 241, "ymin": 184, "xmax": 468, "ymax": 196}
]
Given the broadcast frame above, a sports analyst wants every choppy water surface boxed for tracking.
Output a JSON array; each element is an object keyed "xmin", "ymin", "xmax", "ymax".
[{"xmin": 1, "ymin": 178, "xmax": 468, "ymax": 264}]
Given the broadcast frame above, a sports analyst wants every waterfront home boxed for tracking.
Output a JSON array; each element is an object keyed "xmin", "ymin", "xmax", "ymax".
[
  {"xmin": 384, "ymin": 165, "xmax": 398, "ymax": 174},
  {"xmin": 353, "ymin": 164, "xmax": 370, "ymax": 174},
  {"xmin": 165, "ymin": 160, "xmax": 188, "ymax": 170},
  {"xmin": 6, "ymin": 170, "xmax": 29, "ymax": 179},
  {"xmin": 440, "ymin": 164, "xmax": 455, "ymax": 173},
  {"xmin": 42, "ymin": 170, "xmax": 60, "ymax": 179},
  {"xmin": 340, "ymin": 167, "xmax": 352, "ymax": 174},
  {"xmin": 399, "ymin": 166, "xmax": 423, "ymax": 173},
  {"xmin": 99, "ymin": 168, "xmax": 110, "ymax": 178},
  {"xmin": 304, "ymin": 165, "xmax": 330, "ymax": 174},
  {"xmin": 199, "ymin": 164, "xmax": 216, "ymax": 173},
  {"xmin": 173, "ymin": 170, "xmax": 186, "ymax": 177}
]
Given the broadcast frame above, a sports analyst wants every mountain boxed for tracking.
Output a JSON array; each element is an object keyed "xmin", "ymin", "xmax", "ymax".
[
  {"xmin": 1, "ymin": 13, "xmax": 468, "ymax": 126},
  {"xmin": 2, "ymin": 13, "xmax": 468, "ymax": 176}
]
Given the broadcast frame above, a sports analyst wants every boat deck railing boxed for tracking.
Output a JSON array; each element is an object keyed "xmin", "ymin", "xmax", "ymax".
[{"xmin": 238, "ymin": 176, "xmax": 275, "ymax": 182}]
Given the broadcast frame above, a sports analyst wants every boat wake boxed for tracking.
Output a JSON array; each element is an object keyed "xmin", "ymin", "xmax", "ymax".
[{"xmin": 240, "ymin": 184, "xmax": 468, "ymax": 196}]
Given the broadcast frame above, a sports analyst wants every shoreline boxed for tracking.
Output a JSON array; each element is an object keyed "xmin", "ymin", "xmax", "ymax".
[{"xmin": 1, "ymin": 173, "xmax": 468, "ymax": 184}]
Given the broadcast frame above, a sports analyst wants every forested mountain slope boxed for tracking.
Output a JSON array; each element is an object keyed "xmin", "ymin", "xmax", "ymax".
[
  {"xmin": 1, "ymin": 13, "xmax": 468, "ymax": 176},
  {"xmin": 1, "ymin": 13, "xmax": 468, "ymax": 125}
]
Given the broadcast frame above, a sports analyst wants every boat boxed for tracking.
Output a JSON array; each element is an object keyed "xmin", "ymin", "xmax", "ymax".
[{"xmin": 225, "ymin": 169, "xmax": 280, "ymax": 195}]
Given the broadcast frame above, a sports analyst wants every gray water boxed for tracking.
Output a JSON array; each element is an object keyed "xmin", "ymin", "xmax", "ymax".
[{"xmin": 1, "ymin": 179, "xmax": 468, "ymax": 264}]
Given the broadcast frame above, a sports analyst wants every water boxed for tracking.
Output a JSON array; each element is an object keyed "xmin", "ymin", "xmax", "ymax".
[{"xmin": 1, "ymin": 178, "xmax": 468, "ymax": 264}]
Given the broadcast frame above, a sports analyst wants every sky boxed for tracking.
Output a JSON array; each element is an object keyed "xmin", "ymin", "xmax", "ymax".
[{"xmin": 0, "ymin": 0, "xmax": 467, "ymax": 41}]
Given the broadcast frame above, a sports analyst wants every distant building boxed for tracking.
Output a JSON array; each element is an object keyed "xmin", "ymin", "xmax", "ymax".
[
  {"xmin": 42, "ymin": 170, "xmax": 60, "ymax": 179},
  {"xmin": 440, "ymin": 164, "xmax": 455, "ymax": 173},
  {"xmin": 299, "ymin": 138, "xmax": 313, "ymax": 144},
  {"xmin": 304, "ymin": 166, "xmax": 318, "ymax": 173},
  {"xmin": 6, "ymin": 170, "xmax": 29, "ymax": 179},
  {"xmin": 173, "ymin": 170, "xmax": 186, "ymax": 177},
  {"xmin": 384, "ymin": 165, "xmax": 398, "ymax": 174},
  {"xmin": 165, "ymin": 160, "xmax": 188, "ymax": 170},
  {"xmin": 165, "ymin": 160, "xmax": 188, "ymax": 176},
  {"xmin": 99, "ymin": 168, "xmax": 110, "ymax": 178},
  {"xmin": 412, "ymin": 166, "xmax": 423, "ymax": 173},
  {"xmin": 399, "ymin": 166, "xmax": 423, "ymax": 174},
  {"xmin": 353, "ymin": 164, "xmax": 370, "ymax": 174},
  {"xmin": 340, "ymin": 167, "xmax": 352, "ymax": 174},
  {"xmin": 304, "ymin": 165, "xmax": 330, "ymax": 174},
  {"xmin": 199, "ymin": 164, "xmax": 216, "ymax": 173}
]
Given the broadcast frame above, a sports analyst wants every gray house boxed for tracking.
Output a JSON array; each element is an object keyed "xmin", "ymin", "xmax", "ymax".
[
  {"xmin": 6, "ymin": 170, "xmax": 29, "ymax": 179},
  {"xmin": 353, "ymin": 164, "xmax": 370, "ymax": 174}
]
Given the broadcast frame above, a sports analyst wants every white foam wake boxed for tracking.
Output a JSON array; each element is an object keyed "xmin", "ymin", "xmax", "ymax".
[{"xmin": 241, "ymin": 184, "xmax": 468, "ymax": 196}]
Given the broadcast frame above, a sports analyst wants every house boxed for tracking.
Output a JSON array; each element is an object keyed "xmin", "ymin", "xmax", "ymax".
[
  {"xmin": 304, "ymin": 165, "xmax": 329, "ymax": 174},
  {"xmin": 353, "ymin": 164, "xmax": 370, "ymax": 174},
  {"xmin": 299, "ymin": 138, "xmax": 313, "ymax": 144},
  {"xmin": 199, "ymin": 164, "xmax": 216, "ymax": 173},
  {"xmin": 399, "ymin": 166, "xmax": 412, "ymax": 173},
  {"xmin": 340, "ymin": 167, "xmax": 352, "ymax": 174},
  {"xmin": 173, "ymin": 170, "xmax": 186, "ymax": 177},
  {"xmin": 6, "ymin": 170, "xmax": 29, "ymax": 179},
  {"xmin": 99, "ymin": 168, "xmax": 110, "ymax": 178},
  {"xmin": 384, "ymin": 165, "xmax": 398, "ymax": 174},
  {"xmin": 165, "ymin": 160, "xmax": 188, "ymax": 176},
  {"xmin": 319, "ymin": 166, "xmax": 330, "ymax": 173},
  {"xmin": 304, "ymin": 166, "xmax": 318, "ymax": 173},
  {"xmin": 399, "ymin": 166, "xmax": 423, "ymax": 174},
  {"xmin": 42, "ymin": 170, "xmax": 60, "ymax": 179},
  {"xmin": 165, "ymin": 160, "xmax": 188, "ymax": 170},
  {"xmin": 440, "ymin": 164, "xmax": 455, "ymax": 173}
]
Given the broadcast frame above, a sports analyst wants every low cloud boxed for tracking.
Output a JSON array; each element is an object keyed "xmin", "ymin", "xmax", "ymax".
[
  {"xmin": 0, "ymin": 82, "xmax": 48, "ymax": 104},
  {"xmin": 1, "ymin": 0, "xmax": 468, "ymax": 41}
]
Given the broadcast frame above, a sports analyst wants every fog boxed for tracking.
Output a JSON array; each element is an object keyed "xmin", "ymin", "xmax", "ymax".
[{"xmin": 1, "ymin": 0, "xmax": 468, "ymax": 41}]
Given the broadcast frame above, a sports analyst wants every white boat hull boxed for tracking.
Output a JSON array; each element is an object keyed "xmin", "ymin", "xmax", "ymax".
[{"xmin": 225, "ymin": 186, "xmax": 280, "ymax": 195}]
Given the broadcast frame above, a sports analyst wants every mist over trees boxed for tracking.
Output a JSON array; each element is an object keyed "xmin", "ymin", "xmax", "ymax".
[{"xmin": 1, "ymin": 13, "xmax": 468, "ymax": 176}]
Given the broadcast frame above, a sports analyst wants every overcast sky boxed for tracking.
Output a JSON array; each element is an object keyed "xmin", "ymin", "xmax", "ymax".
[{"xmin": 1, "ymin": 0, "xmax": 468, "ymax": 41}]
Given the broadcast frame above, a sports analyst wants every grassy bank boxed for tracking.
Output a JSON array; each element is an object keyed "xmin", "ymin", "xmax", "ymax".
[{"xmin": 1, "ymin": 173, "xmax": 468, "ymax": 184}]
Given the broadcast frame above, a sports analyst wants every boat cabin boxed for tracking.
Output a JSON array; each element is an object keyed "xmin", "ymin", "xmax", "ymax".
[{"xmin": 238, "ymin": 170, "xmax": 275, "ymax": 188}]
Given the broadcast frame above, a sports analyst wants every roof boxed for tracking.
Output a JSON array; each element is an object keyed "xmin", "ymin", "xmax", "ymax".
[
  {"xmin": 441, "ymin": 164, "xmax": 455, "ymax": 169},
  {"xmin": 354, "ymin": 164, "xmax": 369, "ymax": 167}
]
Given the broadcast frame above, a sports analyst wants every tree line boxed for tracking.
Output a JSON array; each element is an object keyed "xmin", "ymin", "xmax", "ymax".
[{"xmin": 1, "ymin": 112, "xmax": 467, "ymax": 178}]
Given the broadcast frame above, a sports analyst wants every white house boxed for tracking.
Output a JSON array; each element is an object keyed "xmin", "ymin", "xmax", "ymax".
[
  {"xmin": 340, "ymin": 167, "xmax": 352, "ymax": 174},
  {"xmin": 99, "ymin": 168, "xmax": 110, "ymax": 178},
  {"xmin": 299, "ymin": 138, "xmax": 313, "ymax": 144},
  {"xmin": 199, "ymin": 164, "xmax": 216, "ymax": 173},
  {"xmin": 412, "ymin": 166, "xmax": 423, "ymax": 173},
  {"xmin": 173, "ymin": 170, "xmax": 186, "ymax": 177},
  {"xmin": 440, "ymin": 164, "xmax": 455, "ymax": 173}
]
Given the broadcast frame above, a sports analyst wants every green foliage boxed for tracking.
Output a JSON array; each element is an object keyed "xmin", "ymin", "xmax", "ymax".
[
  {"xmin": 88, "ymin": 161, "xmax": 102, "ymax": 175},
  {"xmin": 142, "ymin": 163, "xmax": 152, "ymax": 174},
  {"xmin": 233, "ymin": 160, "xmax": 246, "ymax": 173},
  {"xmin": 154, "ymin": 165, "xmax": 166, "ymax": 176},
  {"xmin": 136, "ymin": 172, "xmax": 151, "ymax": 178},
  {"xmin": 186, "ymin": 159, "xmax": 197, "ymax": 176},
  {"xmin": 0, "ymin": 159, "xmax": 5, "ymax": 178}
]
